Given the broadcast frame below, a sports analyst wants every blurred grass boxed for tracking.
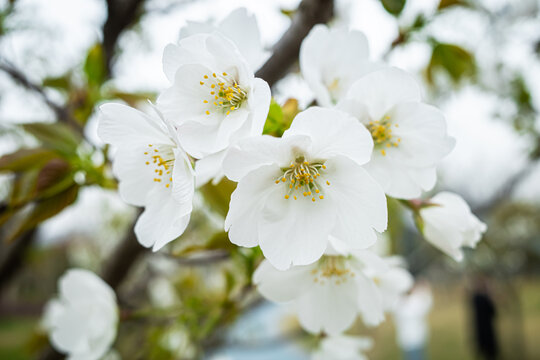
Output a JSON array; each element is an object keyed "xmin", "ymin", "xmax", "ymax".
[{"xmin": 1, "ymin": 277, "xmax": 539, "ymax": 359}]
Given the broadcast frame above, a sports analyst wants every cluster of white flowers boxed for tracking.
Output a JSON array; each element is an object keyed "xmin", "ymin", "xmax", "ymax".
[{"xmin": 43, "ymin": 8, "xmax": 488, "ymax": 360}]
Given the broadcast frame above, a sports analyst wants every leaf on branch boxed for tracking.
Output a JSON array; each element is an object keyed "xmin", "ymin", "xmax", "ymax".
[
  {"xmin": 380, "ymin": 0, "xmax": 406, "ymax": 16},
  {"xmin": 22, "ymin": 122, "xmax": 81, "ymax": 155},
  {"xmin": 4, "ymin": 184, "xmax": 79, "ymax": 243},
  {"xmin": 426, "ymin": 43, "xmax": 476, "ymax": 85},
  {"xmin": 0, "ymin": 148, "xmax": 59, "ymax": 173},
  {"xmin": 199, "ymin": 178, "xmax": 237, "ymax": 218},
  {"xmin": 263, "ymin": 98, "xmax": 298, "ymax": 136},
  {"xmin": 438, "ymin": 0, "xmax": 469, "ymax": 10},
  {"xmin": 84, "ymin": 43, "xmax": 107, "ymax": 88}
]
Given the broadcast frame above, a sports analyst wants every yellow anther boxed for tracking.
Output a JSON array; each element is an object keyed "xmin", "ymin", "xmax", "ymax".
[
  {"xmin": 226, "ymin": 111, "xmax": 230, "ymax": 115},
  {"xmin": 312, "ymin": 198, "xmax": 316, "ymax": 202},
  {"xmin": 303, "ymin": 192, "xmax": 308, "ymax": 196},
  {"xmin": 166, "ymin": 184, "xmax": 170, "ymax": 188},
  {"xmin": 204, "ymin": 75, "xmax": 208, "ymax": 79},
  {"xmin": 381, "ymin": 149, "xmax": 386, "ymax": 156},
  {"xmin": 222, "ymin": 72, "xmax": 227, "ymax": 76},
  {"xmin": 206, "ymin": 110, "xmax": 210, "ymax": 115},
  {"xmin": 212, "ymin": 73, "xmax": 216, "ymax": 77},
  {"xmin": 148, "ymin": 144, "xmax": 153, "ymax": 147},
  {"xmin": 211, "ymin": 84, "xmax": 215, "ymax": 88},
  {"xmin": 200, "ymin": 81, "xmax": 204, "ymax": 85},
  {"xmin": 210, "ymin": 91, "xmax": 215, "ymax": 95},
  {"xmin": 322, "ymin": 164, "xmax": 326, "ymax": 169},
  {"xmin": 319, "ymin": 195, "xmax": 324, "ymax": 199},
  {"xmin": 203, "ymin": 100, "xmax": 208, "ymax": 103},
  {"xmin": 315, "ymin": 189, "xmax": 320, "ymax": 193},
  {"xmin": 145, "ymin": 161, "xmax": 149, "ymax": 165},
  {"xmin": 154, "ymin": 149, "xmax": 158, "ymax": 152},
  {"xmin": 284, "ymin": 195, "xmax": 289, "ymax": 199},
  {"xmin": 326, "ymin": 180, "xmax": 331, "ymax": 185},
  {"xmin": 144, "ymin": 152, "xmax": 148, "ymax": 155},
  {"xmin": 275, "ymin": 180, "xmax": 280, "ymax": 184},
  {"xmin": 281, "ymin": 177, "xmax": 286, "ymax": 182}
]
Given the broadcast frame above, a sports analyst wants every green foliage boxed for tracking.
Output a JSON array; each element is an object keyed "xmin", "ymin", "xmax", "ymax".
[
  {"xmin": 199, "ymin": 178, "xmax": 237, "ymax": 218},
  {"xmin": 84, "ymin": 43, "xmax": 107, "ymax": 88},
  {"xmin": 380, "ymin": 0, "xmax": 406, "ymax": 16},
  {"xmin": 0, "ymin": 148, "xmax": 58, "ymax": 173},
  {"xmin": 438, "ymin": 0, "xmax": 469, "ymax": 10},
  {"xmin": 263, "ymin": 98, "xmax": 299, "ymax": 137},
  {"xmin": 4, "ymin": 184, "xmax": 79, "ymax": 243},
  {"xmin": 427, "ymin": 42, "xmax": 476, "ymax": 85},
  {"xmin": 22, "ymin": 122, "xmax": 81, "ymax": 156}
]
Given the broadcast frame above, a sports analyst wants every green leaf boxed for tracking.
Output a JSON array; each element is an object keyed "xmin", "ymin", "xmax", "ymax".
[
  {"xmin": 263, "ymin": 98, "xmax": 298, "ymax": 137},
  {"xmin": 0, "ymin": 148, "xmax": 59, "ymax": 173},
  {"xmin": 42, "ymin": 74, "xmax": 71, "ymax": 91},
  {"xmin": 5, "ymin": 184, "xmax": 79, "ymax": 243},
  {"xmin": 380, "ymin": 0, "xmax": 406, "ymax": 16},
  {"xmin": 84, "ymin": 43, "xmax": 107, "ymax": 87},
  {"xmin": 199, "ymin": 178, "xmax": 237, "ymax": 218},
  {"xmin": 438, "ymin": 0, "xmax": 468, "ymax": 10},
  {"xmin": 22, "ymin": 122, "xmax": 81, "ymax": 155},
  {"xmin": 426, "ymin": 43, "xmax": 476, "ymax": 85},
  {"xmin": 263, "ymin": 99, "xmax": 284, "ymax": 136}
]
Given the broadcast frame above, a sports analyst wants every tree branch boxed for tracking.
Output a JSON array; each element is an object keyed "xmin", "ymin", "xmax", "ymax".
[
  {"xmin": 255, "ymin": 0, "xmax": 334, "ymax": 87},
  {"xmin": 0, "ymin": 59, "xmax": 82, "ymax": 133},
  {"xmin": 102, "ymin": 0, "xmax": 146, "ymax": 75}
]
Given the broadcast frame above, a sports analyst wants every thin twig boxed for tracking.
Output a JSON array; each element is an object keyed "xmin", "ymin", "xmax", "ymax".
[{"xmin": 0, "ymin": 58, "xmax": 82, "ymax": 133}]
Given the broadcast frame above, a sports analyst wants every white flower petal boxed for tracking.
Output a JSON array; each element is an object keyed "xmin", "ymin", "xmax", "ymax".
[
  {"xmin": 225, "ymin": 164, "xmax": 281, "ymax": 247},
  {"xmin": 388, "ymin": 102, "xmax": 455, "ymax": 167},
  {"xmin": 346, "ymin": 67, "xmax": 422, "ymax": 120},
  {"xmin": 300, "ymin": 25, "xmax": 373, "ymax": 106},
  {"xmin": 98, "ymin": 103, "xmax": 171, "ymax": 148},
  {"xmin": 284, "ymin": 107, "xmax": 373, "ymax": 165},
  {"xmin": 195, "ymin": 149, "xmax": 227, "ymax": 187},
  {"xmin": 223, "ymin": 134, "xmax": 311, "ymax": 182},
  {"xmin": 258, "ymin": 185, "xmax": 337, "ymax": 270},
  {"xmin": 112, "ymin": 147, "xmax": 161, "ymax": 207},
  {"xmin": 297, "ymin": 278, "xmax": 359, "ymax": 335},
  {"xmin": 253, "ymin": 260, "xmax": 315, "ymax": 302},
  {"xmin": 354, "ymin": 272, "xmax": 385, "ymax": 326},
  {"xmin": 215, "ymin": 8, "xmax": 269, "ymax": 70},
  {"xmin": 325, "ymin": 156, "xmax": 387, "ymax": 250},
  {"xmin": 134, "ymin": 187, "xmax": 191, "ymax": 250}
]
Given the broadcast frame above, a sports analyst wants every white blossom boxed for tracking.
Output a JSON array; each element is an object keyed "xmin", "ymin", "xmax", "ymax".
[
  {"xmin": 98, "ymin": 103, "xmax": 194, "ymax": 251},
  {"xmin": 178, "ymin": 7, "xmax": 269, "ymax": 71},
  {"xmin": 223, "ymin": 107, "xmax": 387, "ymax": 270},
  {"xmin": 420, "ymin": 192, "xmax": 487, "ymax": 261},
  {"xmin": 300, "ymin": 24, "xmax": 380, "ymax": 107},
  {"xmin": 338, "ymin": 67, "xmax": 455, "ymax": 199},
  {"xmin": 158, "ymin": 33, "xmax": 271, "ymax": 186},
  {"xmin": 312, "ymin": 335, "xmax": 373, "ymax": 360},
  {"xmin": 253, "ymin": 250, "xmax": 413, "ymax": 334},
  {"xmin": 42, "ymin": 269, "xmax": 118, "ymax": 360}
]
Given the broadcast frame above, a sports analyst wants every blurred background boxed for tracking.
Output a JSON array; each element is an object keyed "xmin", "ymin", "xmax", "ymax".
[{"xmin": 0, "ymin": 0, "xmax": 539, "ymax": 359}]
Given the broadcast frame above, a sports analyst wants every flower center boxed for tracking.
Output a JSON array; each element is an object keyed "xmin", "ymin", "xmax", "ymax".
[
  {"xmin": 311, "ymin": 256, "xmax": 355, "ymax": 285},
  {"xmin": 274, "ymin": 155, "xmax": 330, "ymax": 202},
  {"xmin": 366, "ymin": 116, "xmax": 401, "ymax": 156},
  {"xmin": 200, "ymin": 72, "xmax": 247, "ymax": 116},
  {"xmin": 144, "ymin": 144, "xmax": 174, "ymax": 188}
]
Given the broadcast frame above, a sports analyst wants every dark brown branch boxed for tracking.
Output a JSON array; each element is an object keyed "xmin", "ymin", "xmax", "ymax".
[
  {"xmin": 102, "ymin": 0, "xmax": 146, "ymax": 75},
  {"xmin": 255, "ymin": 0, "xmax": 334, "ymax": 87},
  {"xmin": 100, "ymin": 209, "xmax": 146, "ymax": 290},
  {"xmin": 0, "ymin": 228, "xmax": 36, "ymax": 293},
  {"xmin": 0, "ymin": 59, "xmax": 82, "ymax": 133}
]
